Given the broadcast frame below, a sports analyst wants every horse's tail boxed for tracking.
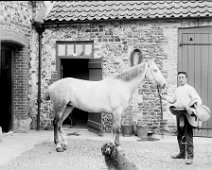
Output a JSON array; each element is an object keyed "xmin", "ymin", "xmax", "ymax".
[{"xmin": 44, "ymin": 88, "xmax": 50, "ymax": 101}]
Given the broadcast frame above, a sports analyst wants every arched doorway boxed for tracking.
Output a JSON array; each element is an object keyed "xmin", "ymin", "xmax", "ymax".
[{"xmin": 0, "ymin": 42, "xmax": 22, "ymax": 132}]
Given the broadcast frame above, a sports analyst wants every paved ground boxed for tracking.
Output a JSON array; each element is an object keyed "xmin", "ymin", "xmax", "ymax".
[{"xmin": 0, "ymin": 128, "xmax": 212, "ymax": 170}]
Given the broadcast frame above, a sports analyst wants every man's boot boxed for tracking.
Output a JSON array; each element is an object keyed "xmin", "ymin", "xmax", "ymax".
[
  {"xmin": 171, "ymin": 137, "xmax": 186, "ymax": 159},
  {"xmin": 171, "ymin": 153, "xmax": 185, "ymax": 159}
]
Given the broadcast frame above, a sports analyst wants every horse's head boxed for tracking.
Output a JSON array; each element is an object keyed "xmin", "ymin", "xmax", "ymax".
[{"xmin": 145, "ymin": 60, "xmax": 166, "ymax": 90}]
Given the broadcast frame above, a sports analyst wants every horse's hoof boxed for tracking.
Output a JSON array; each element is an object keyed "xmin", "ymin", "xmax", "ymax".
[
  {"xmin": 62, "ymin": 144, "xmax": 68, "ymax": 150},
  {"xmin": 56, "ymin": 147, "xmax": 64, "ymax": 152}
]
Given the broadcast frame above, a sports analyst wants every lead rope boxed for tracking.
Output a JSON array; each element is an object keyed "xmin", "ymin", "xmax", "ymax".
[{"xmin": 157, "ymin": 84, "xmax": 164, "ymax": 139}]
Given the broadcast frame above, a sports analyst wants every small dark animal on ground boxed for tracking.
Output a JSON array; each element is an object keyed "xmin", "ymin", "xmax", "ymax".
[{"xmin": 101, "ymin": 142, "xmax": 138, "ymax": 170}]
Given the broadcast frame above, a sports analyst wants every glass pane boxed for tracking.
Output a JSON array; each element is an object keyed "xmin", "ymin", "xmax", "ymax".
[
  {"xmin": 57, "ymin": 44, "xmax": 66, "ymax": 56},
  {"xmin": 76, "ymin": 44, "xmax": 83, "ymax": 56},
  {"xmin": 85, "ymin": 44, "xmax": 92, "ymax": 56},
  {"xmin": 67, "ymin": 44, "xmax": 74, "ymax": 56}
]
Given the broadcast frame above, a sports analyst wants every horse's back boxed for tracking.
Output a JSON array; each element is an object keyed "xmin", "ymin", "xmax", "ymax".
[
  {"xmin": 47, "ymin": 77, "xmax": 102, "ymax": 101},
  {"xmin": 46, "ymin": 77, "xmax": 131, "ymax": 112}
]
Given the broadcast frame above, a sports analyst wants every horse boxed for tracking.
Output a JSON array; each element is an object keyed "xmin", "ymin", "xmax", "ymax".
[{"xmin": 45, "ymin": 52, "xmax": 166, "ymax": 152}]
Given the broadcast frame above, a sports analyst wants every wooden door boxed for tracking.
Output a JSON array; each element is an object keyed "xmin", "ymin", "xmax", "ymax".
[
  {"xmin": 87, "ymin": 58, "xmax": 103, "ymax": 133},
  {"xmin": 178, "ymin": 27, "xmax": 212, "ymax": 137}
]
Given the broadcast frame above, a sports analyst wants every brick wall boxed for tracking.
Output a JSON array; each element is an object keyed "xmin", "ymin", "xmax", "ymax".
[{"xmin": 13, "ymin": 47, "xmax": 31, "ymax": 131}]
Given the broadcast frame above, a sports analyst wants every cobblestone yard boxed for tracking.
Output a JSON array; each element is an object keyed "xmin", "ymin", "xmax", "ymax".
[{"xmin": 0, "ymin": 134, "xmax": 212, "ymax": 170}]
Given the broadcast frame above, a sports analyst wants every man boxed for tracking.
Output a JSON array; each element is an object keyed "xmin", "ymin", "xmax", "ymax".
[{"xmin": 160, "ymin": 72, "xmax": 202, "ymax": 165}]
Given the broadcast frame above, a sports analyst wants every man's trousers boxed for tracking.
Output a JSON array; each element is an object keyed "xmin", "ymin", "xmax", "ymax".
[{"xmin": 176, "ymin": 114, "xmax": 194, "ymax": 159}]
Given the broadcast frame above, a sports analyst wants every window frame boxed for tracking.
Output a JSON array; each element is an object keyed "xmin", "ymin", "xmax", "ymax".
[
  {"xmin": 56, "ymin": 41, "xmax": 94, "ymax": 59},
  {"xmin": 56, "ymin": 41, "xmax": 94, "ymax": 79}
]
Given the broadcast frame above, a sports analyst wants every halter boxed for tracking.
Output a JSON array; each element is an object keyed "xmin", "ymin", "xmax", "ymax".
[{"xmin": 146, "ymin": 62, "xmax": 164, "ymax": 138}]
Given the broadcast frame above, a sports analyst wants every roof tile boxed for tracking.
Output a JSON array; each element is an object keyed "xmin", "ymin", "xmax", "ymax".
[{"xmin": 45, "ymin": 1, "xmax": 212, "ymax": 22}]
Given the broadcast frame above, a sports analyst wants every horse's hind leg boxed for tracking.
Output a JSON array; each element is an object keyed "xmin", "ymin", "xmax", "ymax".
[
  {"xmin": 59, "ymin": 105, "xmax": 74, "ymax": 150},
  {"xmin": 54, "ymin": 116, "xmax": 64, "ymax": 152},
  {"xmin": 53, "ymin": 117, "xmax": 59, "ymax": 145},
  {"xmin": 53, "ymin": 105, "xmax": 66, "ymax": 152}
]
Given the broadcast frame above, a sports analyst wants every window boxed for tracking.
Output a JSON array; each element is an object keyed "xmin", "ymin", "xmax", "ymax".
[{"xmin": 56, "ymin": 41, "xmax": 94, "ymax": 58}]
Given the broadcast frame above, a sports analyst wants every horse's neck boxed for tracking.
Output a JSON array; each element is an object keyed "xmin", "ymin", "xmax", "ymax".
[
  {"xmin": 128, "ymin": 65, "xmax": 147, "ymax": 94},
  {"xmin": 112, "ymin": 63, "xmax": 147, "ymax": 95}
]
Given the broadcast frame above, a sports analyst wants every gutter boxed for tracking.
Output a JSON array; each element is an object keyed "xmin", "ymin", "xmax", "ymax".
[
  {"xmin": 43, "ymin": 16, "xmax": 212, "ymax": 27},
  {"xmin": 33, "ymin": 22, "xmax": 45, "ymax": 131}
]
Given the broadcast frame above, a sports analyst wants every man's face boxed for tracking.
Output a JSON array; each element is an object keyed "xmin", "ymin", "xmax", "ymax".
[{"xmin": 178, "ymin": 73, "xmax": 187, "ymax": 86}]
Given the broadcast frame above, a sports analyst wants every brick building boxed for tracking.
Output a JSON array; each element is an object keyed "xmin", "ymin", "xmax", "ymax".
[
  {"xmin": 0, "ymin": 1, "xmax": 47, "ymax": 132},
  {"xmin": 0, "ymin": 1, "xmax": 36, "ymax": 132},
  {"xmin": 1, "ymin": 1, "xmax": 212, "ymax": 137}
]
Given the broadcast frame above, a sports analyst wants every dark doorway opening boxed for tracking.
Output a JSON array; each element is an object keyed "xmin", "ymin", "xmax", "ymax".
[
  {"xmin": 61, "ymin": 59, "xmax": 89, "ymax": 128},
  {"xmin": 0, "ymin": 43, "xmax": 13, "ymax": 132}
]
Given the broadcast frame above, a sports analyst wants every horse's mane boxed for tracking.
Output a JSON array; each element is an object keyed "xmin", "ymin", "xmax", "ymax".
[{"xmin": 114, "ymin": 63, "xmax": 146, "ymax": 82}]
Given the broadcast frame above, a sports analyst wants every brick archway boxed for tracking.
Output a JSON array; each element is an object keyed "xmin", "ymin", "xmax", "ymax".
[
  {"xmin": 0, "ymin": 28, "xmax": 29, "ymax": 47},
  {"xmin": 0, "ymin": 29, "xmax": 31, "ymax": 132}
]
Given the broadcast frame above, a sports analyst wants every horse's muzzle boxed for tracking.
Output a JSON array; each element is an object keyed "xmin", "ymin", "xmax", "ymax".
[{"xmin": 159, "ymin": 83, "xmax": 166, "ymax": 92}]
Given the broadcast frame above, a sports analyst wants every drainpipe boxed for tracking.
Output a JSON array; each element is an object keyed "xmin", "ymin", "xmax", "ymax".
[{"xmin": 33, "ymin": 22, "xmax": 45, "ymax": 130}]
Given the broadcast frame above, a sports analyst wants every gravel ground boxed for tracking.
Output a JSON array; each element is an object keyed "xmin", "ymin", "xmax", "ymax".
[{"xmin": 0, "ymin": 136, "xmax": 212, "ymax": 170}]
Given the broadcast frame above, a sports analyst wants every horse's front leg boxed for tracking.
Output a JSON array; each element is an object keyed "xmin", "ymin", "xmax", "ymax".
[
  {"xmin": 112, "ymin": 107, "xmax": 122, "ymax": 147},
  {"xmin": 114, "ymin": 126, "xmax": 120, "ymax": 147}
]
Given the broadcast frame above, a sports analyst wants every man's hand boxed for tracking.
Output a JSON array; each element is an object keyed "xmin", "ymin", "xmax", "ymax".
[{"xmin": 159, "ymin": 93, "xmax": 175, "ymax": 104}]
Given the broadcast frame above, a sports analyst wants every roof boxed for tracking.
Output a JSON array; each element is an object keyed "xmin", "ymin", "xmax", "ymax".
[{"xmin": 45, "ymin": 1, "xmax": 212, "ymax": 22}]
